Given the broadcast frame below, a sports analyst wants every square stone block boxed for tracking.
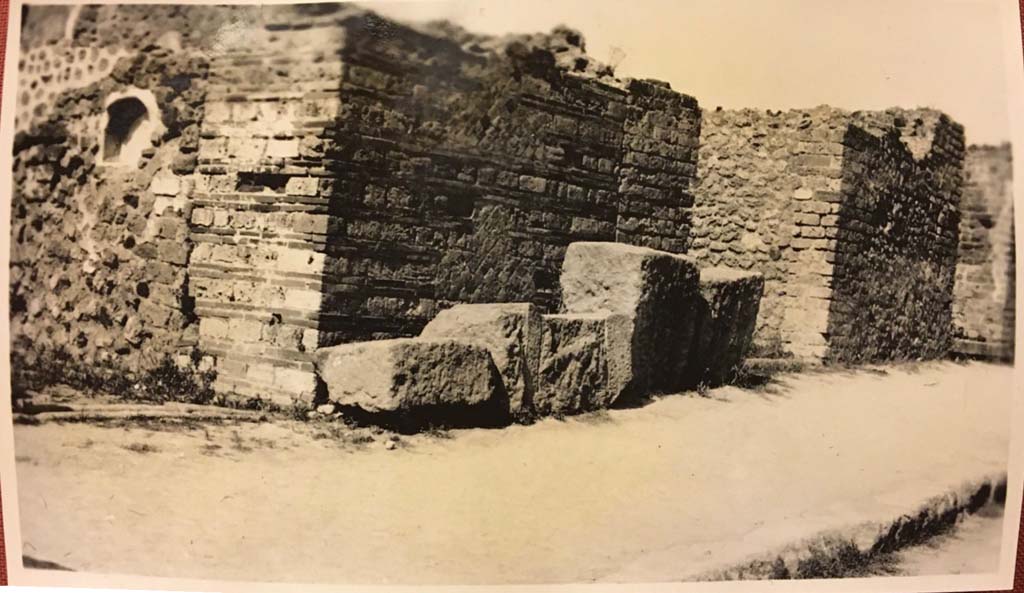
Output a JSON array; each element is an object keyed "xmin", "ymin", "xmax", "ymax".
[
  {"xmin": 534, "ymin": 313, "xmax": 608, "ymax": 417},
  {"xmin": 420, "ymin": 303, "xmax": 542, "ymax": 419},
  {"xmin": 560, "ymin": 241, "xmax": 700, "ymax": 397},
  {"xmin": 686, "ymin": 267, "xmax": 764, "ymax": 386}
]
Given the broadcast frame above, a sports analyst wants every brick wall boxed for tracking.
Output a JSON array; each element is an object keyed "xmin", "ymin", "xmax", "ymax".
[
  {"xmin": 188, "ymin": 7, "xmax": 348, "ymax": 403},
  {"xmin": 952, "ymin": 143, "xmax": 1015, "ymax": 360},
  {"xmin": 695, "ymin": 107, "xmax": 965, "ymax": 362}
]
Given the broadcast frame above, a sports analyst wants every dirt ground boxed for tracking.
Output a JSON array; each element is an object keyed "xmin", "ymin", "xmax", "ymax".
[{"xmin": 11, "ymin": 360, "xmax": 1013, "ymax": 585}]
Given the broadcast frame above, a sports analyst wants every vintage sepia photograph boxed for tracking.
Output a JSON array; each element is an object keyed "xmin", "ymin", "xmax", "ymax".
[{"xmin": 1, "ymin": 0, "xmax": 1023, "ymax": 590}]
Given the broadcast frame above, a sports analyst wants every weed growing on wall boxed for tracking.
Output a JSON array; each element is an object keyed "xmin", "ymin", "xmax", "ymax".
[{"xmin": 125, "ymin": 355, "xmax": 217, "ymax": 405}]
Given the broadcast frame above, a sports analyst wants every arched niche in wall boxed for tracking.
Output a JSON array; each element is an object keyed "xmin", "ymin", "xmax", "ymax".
[{"xmin": 99, "ymin": 88, "xmax": 165, "ymax": 167}]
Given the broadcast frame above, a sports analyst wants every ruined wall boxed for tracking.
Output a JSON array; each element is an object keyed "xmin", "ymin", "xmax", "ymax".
[
  {"xmin": 826, "ymin": 111, "xmax": 964, "ymax": 362},
  {"xmin": 694, "ymin": 107, "xmax": 965, "ymax": 362},
  {"xmin": 11, "ymin": 4, "xmax": 703, "ymax": 405},
  {"xmin": 11, "ymin": 3, "xmax": 982, "ymax": 402},
  {"xmin": 952, "ymin": 144, "xmax": 1015, "ymax": 360},
  {"xmin": 694, "ymin": 107, "xmax": 845, "ymax": 359},
  {"xmin": 11, "ymin": 5, "xmax": 213, "ymax": 377},
  {"xmin": 187, "ymin": 5, "xmax": 352, "ymax": 403},
  {"xmin": 318, "ymin": 13, "xmax": 699, "ymax": 346}
]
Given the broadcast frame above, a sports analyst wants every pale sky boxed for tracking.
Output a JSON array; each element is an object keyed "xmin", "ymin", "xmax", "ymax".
[{"xmin": 366, "ymin": 0, "xmax": 1016, "ymax": 145}]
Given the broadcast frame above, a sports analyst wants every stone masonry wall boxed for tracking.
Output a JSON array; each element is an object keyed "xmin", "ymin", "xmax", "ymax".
[
  {"xmin": 694, "ymin": 107, "xmax": 846, "ymax": 359},
  {"xmin": 952, "ymin": 144, "xmax": 1015, "ymax": 360},
  {"xmin": 695, "ymin": 107, "xmax": 965, "ymax": 362},
  {"xmin": 317, "ymin": 12, "xmax": 700, "ymax": 345},
  {"xmin": 12, "ymin": 5, "xmax": 703, "ymax": 405},
  {"xmin": 826, "ymin": 110, "xmax": 964, "ymax": 363},
  {"xmin": 11, "ymin": 5, "xmax": 214, "ymax": 377}
]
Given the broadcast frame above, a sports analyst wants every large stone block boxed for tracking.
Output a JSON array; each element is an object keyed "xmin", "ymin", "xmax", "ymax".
[
  {"xmin": 420, "ymin": 303, "xmax": 542, "ymax": 419},
  {"xmin": 559, "ymin": 242, "xmax": 700, "ymax": 397},
  {"xmin": 534, "ymin": 314, "xmax": 606, "ymax": 416},
  {"xmin": 316, "ymin": 338, "xmax": 504, "ymax": 423},
  {"xmin": 687, "ymin": 267, "xmax": 764, "ymax": 386},
  {"xmin": 532, "ymin": 312, "xmax": 635, "ymax": 417}
]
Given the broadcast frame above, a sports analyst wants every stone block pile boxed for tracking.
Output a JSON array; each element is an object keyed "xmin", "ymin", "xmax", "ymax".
[{"xmin": 316, "ymin": 242, "xmax": 764, "ymax": 427}]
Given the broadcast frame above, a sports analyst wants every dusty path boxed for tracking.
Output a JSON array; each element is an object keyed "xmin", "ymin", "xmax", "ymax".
[{"xmin": 12, "ymin": 361, "xmax": 1012, "ymax": 584}]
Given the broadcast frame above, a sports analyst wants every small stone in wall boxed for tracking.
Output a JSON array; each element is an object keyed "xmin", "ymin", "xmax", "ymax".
[
  {"xmin": 285, "ymin": 176, "xmax": 319, "ymax": 197},
  {"xmin": 149, "ymin": 169, "xmax": 180, "ymax": 196}
]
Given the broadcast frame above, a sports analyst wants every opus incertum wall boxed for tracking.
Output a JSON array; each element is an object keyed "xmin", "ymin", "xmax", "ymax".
[
  {"xmin": 11, "ymin": 4, "xmax": 217, "ymax": 379},
  {"xmin": 694, "ymin": 107, "xmax": 965, "ymax": 363}
]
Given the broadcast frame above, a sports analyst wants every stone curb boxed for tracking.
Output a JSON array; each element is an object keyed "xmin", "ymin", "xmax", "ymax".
[{"xmin": 695, "ymin": 473, "xmax": 1008, "ymax": 580}]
